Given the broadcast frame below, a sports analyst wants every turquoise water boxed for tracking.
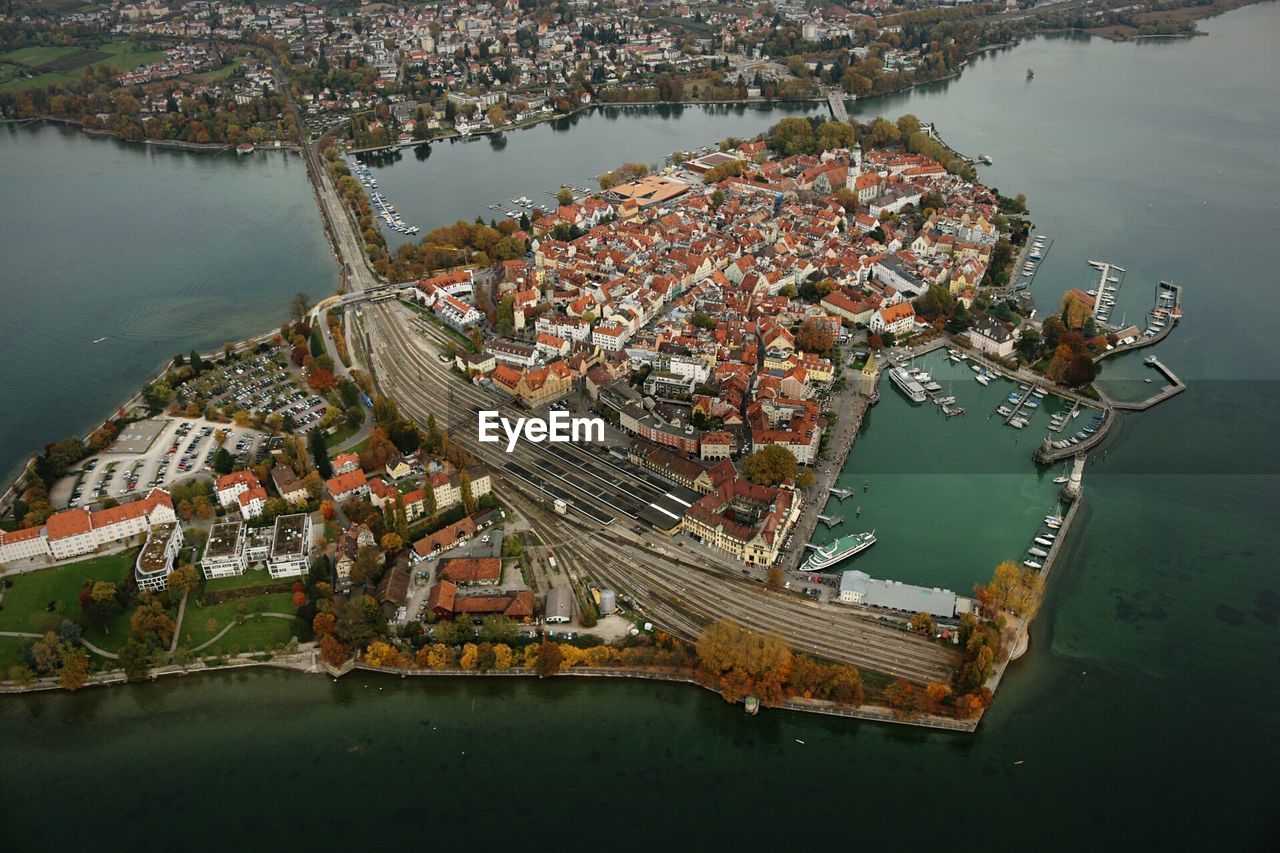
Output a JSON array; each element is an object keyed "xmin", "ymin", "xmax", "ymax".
[
  {"xmin": 2, "ymin": 5, "xmax": 1279, "ymax": 848},
  {"xmin": 815, "ymin": 349, "xmax": 1067, "ymax": 593},
  {"xmin": 0, "ymin": 125, "xmax": 337, "ymax": 484}
]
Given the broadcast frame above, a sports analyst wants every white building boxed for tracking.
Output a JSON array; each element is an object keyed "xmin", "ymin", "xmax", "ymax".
[
  {"xmin": 134, "ymin": 521, "xmax": 183, "ymax": 593},
  {"xmin": 267, "ymin": 513, "xmax": 311, "ymax": 579},
  {"xmin": 1, "ymin": 489, "xmax": 178, "ymax": 565},
  {"xmin": 201, "ymin": 520, "xmax": 247, "ymax": 579}
]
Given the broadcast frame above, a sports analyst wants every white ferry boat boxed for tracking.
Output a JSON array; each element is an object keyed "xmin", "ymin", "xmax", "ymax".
[
  {"xmin": 889, "ymin": 367, "xmax": 927, "ymax": 403},
  {"xmin": 801, "ymin": 531, "xmax": 877, "ymax": 572}
]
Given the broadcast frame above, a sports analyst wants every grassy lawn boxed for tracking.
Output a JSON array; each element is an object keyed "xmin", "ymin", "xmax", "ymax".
[
  {"xmin": 81, "ymin": 607, "xmax": 135, "ymax": 654},
  {"xmin": 0, "ymin": 550, "xmax": 136, "ymax": 635},
  {"xmin": 182, "ymin": 59, "xmax": 242, "ymax": 85},
  {"xmin": 0, "ymin": 42, "xmax": 165, "ymax": 92},
  {"xmin": 203, "ymin": 567, "xmax": 282, "ymax": 594},
  {"xmin": 180, "ymin": 593, "xmax": 297, "ymax": 651},
  {"xmin": 325, "ymin": 411, "xmax": 366, "ymax": 449},
  {"xmin": 0, "ymin": 636, "xmax": 27, "ymax": 672}
]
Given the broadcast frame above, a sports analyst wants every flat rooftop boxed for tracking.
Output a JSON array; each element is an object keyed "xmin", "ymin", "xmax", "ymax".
[
  {"xmin": 136, "ymin": 522, "xmax": 177, "ymax": 575},
  {"xmin": 204, "ymin": 520, "xmax": 244, "ymax": 560},
  {"xmin": 270, "ymin": 513, "xmax": 309, "ymax": 560}
]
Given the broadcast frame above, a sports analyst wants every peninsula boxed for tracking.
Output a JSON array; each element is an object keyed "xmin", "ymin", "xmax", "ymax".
[{"xmin": 0, "ymin": 1, "xmax": 1188, "ymax": 731}]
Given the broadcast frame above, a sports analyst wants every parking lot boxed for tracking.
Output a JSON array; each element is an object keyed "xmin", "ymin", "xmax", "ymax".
[
  {"xmin": 53, "ymin": 417, "xmax": 272, "ymax": 510},
  {"xmin": 174, "ymin": 346, "xmax": 330, "ymax": 430}
]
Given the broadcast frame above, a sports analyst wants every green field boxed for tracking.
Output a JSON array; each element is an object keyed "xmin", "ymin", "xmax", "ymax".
[
  {"xmin": 0, "ymin": 42, "xmax": 166, "ymax": 93},
  {"xmin": 204, "ymin": 567, "xmax": 284, "ymax": 594},
  {"xmin": 0, "ymin": 550, "xmax": 136, "ymax": 636},
  {"xmin": 180, "ymin": 593, "xmax": 297, "ymax": 654},
  {"xmin": 0, "ymin": 636, "xmax": 27, "ymax": 672}
]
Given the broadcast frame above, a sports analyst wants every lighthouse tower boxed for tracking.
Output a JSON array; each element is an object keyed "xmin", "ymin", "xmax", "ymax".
[{"xmin": 1063, "ymin": 453, "xmax": 1086, "ymax": 501}]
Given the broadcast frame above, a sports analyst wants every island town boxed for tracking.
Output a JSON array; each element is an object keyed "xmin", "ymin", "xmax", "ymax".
[{"xmin": 0, "ymin": 1, "xmax": 1193, "ymax": 730}]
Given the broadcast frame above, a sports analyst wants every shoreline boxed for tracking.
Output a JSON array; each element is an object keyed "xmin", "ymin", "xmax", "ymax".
[{"xmin": 0, "ymin": 651, "xmax": 977, "ymax": 731}]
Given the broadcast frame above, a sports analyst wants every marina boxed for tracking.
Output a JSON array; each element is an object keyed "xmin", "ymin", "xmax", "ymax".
[
  {"xmin": 349, "ymin": 157, "xmax": 420, "ymax": 236},
  {"xmin": 1086, "ymin": 259, "xmax": 1127, "ymax": 326},
  {"xmin": 1015, "ymin": 233, "xmax": 1052, "ymax": 291},
  {"xmin": 803, "ymin": 348, "xmax": 1067, "ymax": 594}
]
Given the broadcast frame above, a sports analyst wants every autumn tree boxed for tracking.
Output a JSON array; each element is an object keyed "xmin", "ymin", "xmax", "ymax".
[
  {"xmin": 131, "ymin": 600, "xmax": 176, "ymax": 648},
  {"xmin": 884, "ymin": 677, "xmax": 920, "ymax": 718},
  {"xmin": 82, "ymin": 581, "xmax": 121, "ymax": 630},
  {"xmin": 976, "ymin": 561, "xmax": 1042, "ymax": 618},
  {"xmin": 289, "ymin": 291, "xmax": 311, "ymax": 323},
  {"xmin": 59, "ymin": 647, "xmax": 90, "ymax": 691},
  {"xmin": 695, "ymin": 619, "xmax": 793, "ymax": 706},
  {"xmin": 795, "ymin": 317, "xmax": 834, "ymax": 355},
  {"xmin": 167, "ymin": 564, "xmax": 201, "ymax": 597},
  {"xmin": 909, "ymin": 611, "xmax": 937, "ymax": 636},
  {"xmin": 741, "ymin": 445, "xmax": 798, "ymax": 487},
  {"xmin": 535, "ymin": 638, "xmax": 563, "ymax": 677}
]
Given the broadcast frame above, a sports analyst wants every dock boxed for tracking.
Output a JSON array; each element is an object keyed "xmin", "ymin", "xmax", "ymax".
[
  {"xmin": 828, "ymin": 487, "xmax": 854, "ymax": 501},
  {"xmin": 1002, "ymin": 384, "xmax": 1038, "ymax": 426},
  {"xmin": 1087, "ymin": 260, "xmax": 1126, "ymax": 327},
  {"xmin": 1109, "ymin": 356, "xmax": 1186, "ymax": 411},
  {"xmin": 816, "ymin": 514, "xmax": 843, "ymax": 529}
]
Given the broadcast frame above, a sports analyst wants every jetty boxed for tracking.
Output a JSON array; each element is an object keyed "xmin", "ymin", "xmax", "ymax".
[
  {"xmin": 1003, "ymin": 385, "xmax": 1037, "ymax": 425},
  {"xmin": 816, "ymin": 514, "xmax": 843, "ymax": 529},
  {"xmin": 1087, "ymin": 259, "xmax": 1126, "ymax": 326},
  {"xmin": 828, "ymin": 487, "xmax": 854, "ymax": 501},
  {"xmin": 1109, "ymin": 356, "xmax": 1186, "ymax": 411}
]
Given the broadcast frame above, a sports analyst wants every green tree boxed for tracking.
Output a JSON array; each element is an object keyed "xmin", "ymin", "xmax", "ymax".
[
  {"xmin": 119, "ymin": 639, "xmax": 152, "ymax": 682},
  {"xmin": 212, "ymin": 446, "xmax": 234, "ymax": 475},
  {"xmin": 309, "ymin": 427, "xmax": 334, "ymax": 479}
]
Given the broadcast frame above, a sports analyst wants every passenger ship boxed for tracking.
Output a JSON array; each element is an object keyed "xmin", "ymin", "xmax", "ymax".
[
  {"xmin": 889, "ymin": 366, "xmax": 927, "ymax": 403},
  {"xmin": 801, "ymin": 531, "xmax": 877, "ymax": 572}
]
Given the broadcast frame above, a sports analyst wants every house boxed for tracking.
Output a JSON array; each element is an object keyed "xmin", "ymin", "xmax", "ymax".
[
  {"xmin": 335, "ymin": 522, "xmax": 376, "ymax": 581},
  {"xmin": 134, "ymin": 521, "xmax": 183, "ymax": 593},
  {"xmin": 870, "ymin": 302, "xmax": 916, "ymax": 337},
  {"xmin": 215, "ymin": 470, "xmax": 262, "ymax": 509},
  {"xmin": 412, "ymin": 516, "xmax": 476, "ymax": 561},
  {"xmin": 271, "ymin": 466, "xmax": 309, "ymax": 505},
  {"xmin": 968, "ymin": 316, "xmax": 1016, "ymax": 358},
  {"xmin": 332, "ymin": 453, "xmax": 361, "ymax": 475},
  {"xmin": 201, "ymin": 520, "xmax": 247, "ymax": 579},
  {"xmin": 236, "ymin": 484, "xmax": 268, "ymax": 520},
  {"xmin": 267, "ymin": 513, "xmax": 311, "ymax": 579},
  {"xmin": 425, "ymin": 579, "xmax": 458, "ymax": 620},
  {"xmin": 438, "ymin": 556, "xmax": 501, "ymax": 586},
  {"xmin": 683, "ymin": 476, "xmax": 799, "ymax": 566},
  {"xmin": 326, "ymin": 468, "xmax": 369, "ymax": 502},
  {"xmin": 375, "ymin": 567, "xmax": 411, "ymax": 615}
]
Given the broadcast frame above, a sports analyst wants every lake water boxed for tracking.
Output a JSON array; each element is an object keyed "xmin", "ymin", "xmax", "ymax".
[
  {"xmin": 2, "ymin": 4, "xmax": 1279, "ymax": 848},
  {"xmin": 355, "ymin": 101, "xmax": 823, "ymax": 244},
  {"xmin": 0, "ymin": 125, "xmax": 337, "ymax": 485}
]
